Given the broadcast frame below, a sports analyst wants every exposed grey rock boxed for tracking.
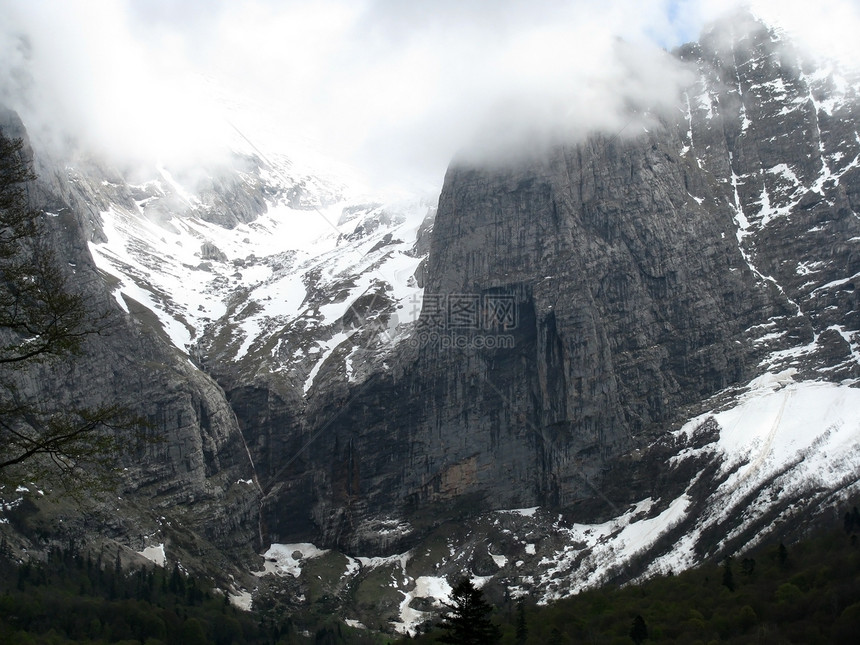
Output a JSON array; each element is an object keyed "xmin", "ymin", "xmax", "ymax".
[
  {"xmin": 200, "ymin": 241, "xmax": 228, "ymax": 262},
  {"xmin": 0, "ymin": 109, "xmax": 264, "ymax": 579},
  {"xmin": 2, "ymin": 11, "xmax": 859, "ymax": 618},
  {"xmin": 256, "ymin": 10, "xmax": 859, "ymax": 552}
]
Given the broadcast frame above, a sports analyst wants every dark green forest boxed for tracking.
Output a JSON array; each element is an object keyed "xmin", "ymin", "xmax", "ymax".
[
  {"xmin": 0, "ymin": 543, "xmax": 379, "ymax": 645},
  {"xmin": 1, "ymin": 509, "xmax": 860, "ymax": 644},
  {"xmin": 399, "ymin": 510, "xmax": 860, "ymax": 645}
]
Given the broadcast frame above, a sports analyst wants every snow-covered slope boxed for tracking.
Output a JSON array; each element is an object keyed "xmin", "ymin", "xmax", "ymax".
[
  {"xmin": 85, "ymin": 144, "xmax": 435, "ymax": 394},
  {"xmin": 538, "ymin": 371, "xmax": 860, "ymax": 597},
  {"xmin": 230, "ymin": 15, "xmax": 860, "ymax": 633},
  {"xmin": 7, "ymin": 8, "xmax": 859, "ymax": 639}
]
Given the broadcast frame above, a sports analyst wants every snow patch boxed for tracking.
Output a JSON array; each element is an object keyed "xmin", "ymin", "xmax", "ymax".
[
  {"xmin": 259, "ymin": 543, "xmax": 328, "ymax": 578},
  {"xmin": 228, "ymin": 590, "xmax": 253, "ymax": 611},
  {"xmin": 138, "ymin": 543, "xmax": 166, "ymax": 567},
  {"xmin": 489, "ymin": 550, "xmax": 507, "ymax": 568},
  {"xmin": 499, "ymin": 506, "xmax": 539, "ymax": 517},
  {"xmin": 392, "ymin": 575, "xmax": 452, "ymax": 636},
  {"xmin": 344, "ymin": 618, "xmax": 366, "ymax": 629}
]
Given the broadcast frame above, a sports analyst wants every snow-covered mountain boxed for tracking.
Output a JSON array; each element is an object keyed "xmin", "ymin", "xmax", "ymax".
[
  {"xmin": 84, "ymin": 140, "xmax": 436, "ymax": 390},
  {"xmin": 1, "ymin": 7, "xmax": 859, "ymax": 638},
  {"xmin": 242, "ymin": 10, "xmax": 860, "ymax": 633}
]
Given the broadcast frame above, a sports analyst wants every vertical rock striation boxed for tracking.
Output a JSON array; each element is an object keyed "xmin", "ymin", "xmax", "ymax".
[
  {"xmin": 5, "ymin": 10, "xmax": 858, "ymax": 566},
  {"xmin": 0, "ymin": 107, "xmax": 263, "ymax": 567},
  {"xmin": 262, "ymin": 10, "xmax": 860, "ymax": 551}
]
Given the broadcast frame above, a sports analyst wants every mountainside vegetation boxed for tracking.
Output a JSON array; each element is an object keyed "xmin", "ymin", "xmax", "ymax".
[
  {"xmin": 0, "ymin": 540, "xmax": 386, "ymax": 644},
  {"xmin": 399, "ymin": 510, "xmax": 860, "ymax": 645},
  {"xmin": 0, "ymin": 507, "xmax": 858, "ymax": 643}
]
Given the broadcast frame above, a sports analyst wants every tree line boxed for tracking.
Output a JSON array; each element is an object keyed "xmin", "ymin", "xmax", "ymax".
[{"xmin": 398, "ymin": 507, "xmax": 860, "ymax": 644}]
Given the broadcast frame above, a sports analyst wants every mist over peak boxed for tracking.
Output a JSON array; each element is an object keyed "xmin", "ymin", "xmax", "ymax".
[{"xmin": 1, "ymin": 0, "xmax": 859, "ymax": 191}]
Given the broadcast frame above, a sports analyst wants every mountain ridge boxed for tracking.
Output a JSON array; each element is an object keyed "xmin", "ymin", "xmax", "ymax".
[{"xmin": 0, "ymin": 9, "xmax": 858, "ymax": 636}]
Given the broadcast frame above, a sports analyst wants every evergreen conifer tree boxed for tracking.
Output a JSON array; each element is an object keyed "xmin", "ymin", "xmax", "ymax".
[
  {"xmin": 722, "ymin": 557, "xmax": 735, "ymax": 592},
  {"xmin": 438, "ymin": 578, "xmax": 501, "ymax": 644},
  {"xmin": 515, "ymin": 599, "xmax": 528, "ymax": 644},
  {"xmin": 630, "ymin": 614, "xmax": 648, "ymax": 644}
]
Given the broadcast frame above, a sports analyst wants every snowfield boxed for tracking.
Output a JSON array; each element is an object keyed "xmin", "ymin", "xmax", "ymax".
[{"xmin": 87, "ymin": 151, "xmax": 435, "ymax": 385}]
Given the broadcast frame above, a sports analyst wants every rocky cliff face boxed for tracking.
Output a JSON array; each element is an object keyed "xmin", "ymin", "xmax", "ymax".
[
  {"xmin": 1, "ymin": 10, "xmax": 858, "ymax": 622},
  {"xmin": 261, "ymin": 11, "xmax": 860, "ymax": 552},
  {"xmin": 679, "ymin": 12, "xmax": 860, "ymax": 379},
  {"xmin": 0, "ymin": 99, "xmax": 436, "ymax": 577},
  {"xmin": 0, "ymin": 108, "xmax": 263, "ymax": 583}
]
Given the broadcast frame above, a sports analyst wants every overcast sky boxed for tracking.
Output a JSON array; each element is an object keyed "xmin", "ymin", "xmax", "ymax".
[{"xmin": 2, "ymin": 0, "xmax": 859, "ymax": 193}]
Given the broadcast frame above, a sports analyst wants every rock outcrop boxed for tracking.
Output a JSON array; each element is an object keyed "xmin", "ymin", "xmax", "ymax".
[
  {"xmin": 2, "ymin": 11, "xmax": 858, "ymax": 593},
  {"xmin": 259, "ymin": 10, "xmax": 860, "ymax": 551},
  {"xmin": 0, "ymin": 108, "xmax": 263, "ymax": 577}
]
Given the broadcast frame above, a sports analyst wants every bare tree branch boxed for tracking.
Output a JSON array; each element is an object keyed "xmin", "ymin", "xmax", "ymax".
[{"xmin": 0, "ymin": 130, "xmax": 142, "ymax": 488}]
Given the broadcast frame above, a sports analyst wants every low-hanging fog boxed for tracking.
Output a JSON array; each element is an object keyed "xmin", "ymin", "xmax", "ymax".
[{"xmin": 1, "ymin": 0, "xmax": 859, "ymax": 194}]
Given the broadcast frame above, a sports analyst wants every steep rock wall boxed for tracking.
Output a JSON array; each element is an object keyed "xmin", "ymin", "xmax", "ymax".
[
  {"xmin": 0, "ymin": 108, "xmax": 262, "ymax": 560},
  {"xmin": 261, "ymin": 12, "xmax": 860, "ymax": 552}
]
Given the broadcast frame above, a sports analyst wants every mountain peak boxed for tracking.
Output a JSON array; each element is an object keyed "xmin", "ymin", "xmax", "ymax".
[{"xmin": 1, "ymin": 8, "xmax": 858, "ymax": 636}]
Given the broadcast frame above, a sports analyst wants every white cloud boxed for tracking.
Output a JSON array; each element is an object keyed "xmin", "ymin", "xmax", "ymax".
[
  {"xmin": 0, "ymin": 0, "xmax": 230, "ymax": 169},
  {"xmin": 747, "ymin": 0, "xmax": 860, "ymax": 65},
  {"xmin": 1, "ymin": 0, "xmax": 858, "ymax": 192}
]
